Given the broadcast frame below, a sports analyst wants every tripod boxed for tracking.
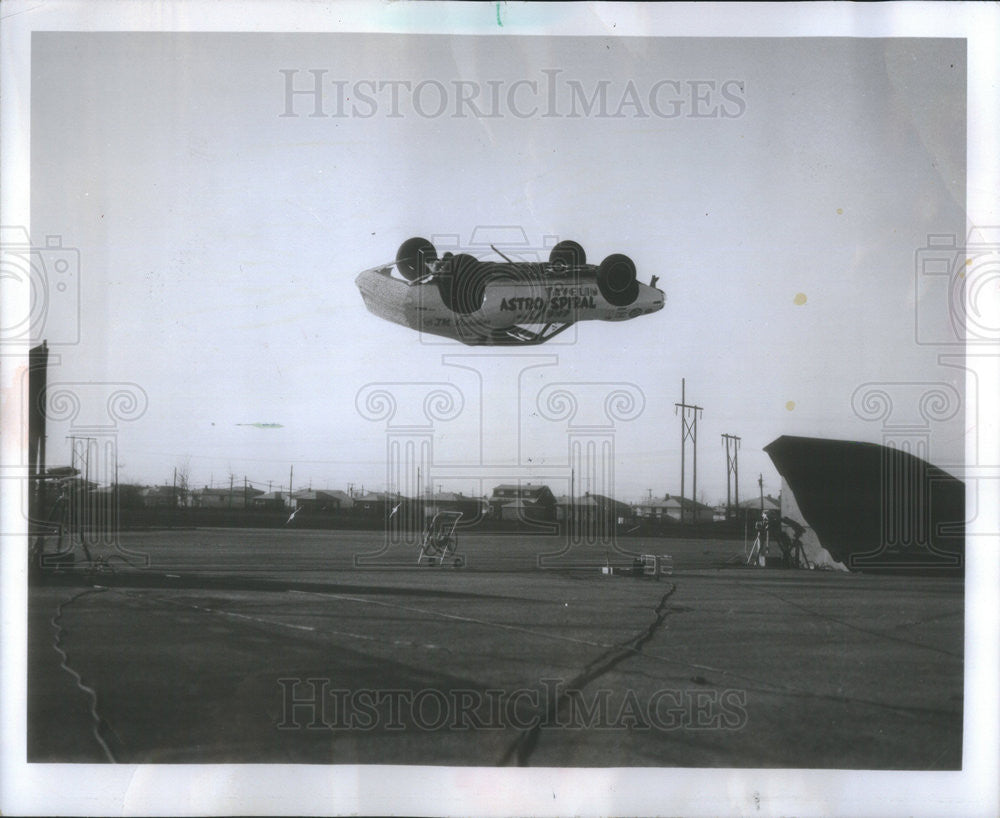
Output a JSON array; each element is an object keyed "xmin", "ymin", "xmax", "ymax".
[{"xmin": 746, "ymin": 513, "xmax": 770, "ymax": 567}]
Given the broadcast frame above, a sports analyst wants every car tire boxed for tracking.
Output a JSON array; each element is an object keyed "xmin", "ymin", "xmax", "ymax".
[
  {"xmin": 597, "ymin": 253, "xmax": 639, "ymax": 306},
  {"xmin": 549, "ymin": 240, "xmax": 586, "ymax": 272},
  {"xmin": 396, "ymin": 237, "xmax": 438, "ymax": 281}
]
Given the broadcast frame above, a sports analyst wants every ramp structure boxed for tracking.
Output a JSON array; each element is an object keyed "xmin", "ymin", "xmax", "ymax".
[{"xmin": 764, "ymin": 435, "xmax": 964, "ymax": 572}]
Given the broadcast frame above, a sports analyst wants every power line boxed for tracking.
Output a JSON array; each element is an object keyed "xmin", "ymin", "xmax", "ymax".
[
  {"xmin": 721, "ymin": 433, "xmax": 741, "ymax": 519},
  {"xmin": 674, "ymin": 378, "xmax": 703, "ymax": 525}
]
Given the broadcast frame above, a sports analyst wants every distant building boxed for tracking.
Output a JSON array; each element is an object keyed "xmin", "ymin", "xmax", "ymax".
[
  {"xmin": 738, "ymin": 494, "xmax": 781, "ymax": 521},
  {"xmin": 415, "ymin": 491, "xmax": 486, "ymax": 520},
  {"xmin": 353, "ymin": 491, "xmax": 401, "ymax": 516},
  {"xmin": 114, "ymin": 483, "xmax": 147, "ymax": 510},
  {"xmin": 194, "ymin": 486, "xmax": 264, "ymax": 509},
  {"xmin": 553, "ymin": 493, "xmax": 597, "ymax": 522},
  {"xmin": 489, "ymin": 483, "xmax": 556, "ymax": 521},
  {"xmin": 632, "ymin": 494, "xmax": 714, "ymax": 523},
  {"xmin": 498, "ymin": 498, "xmax": 545, "ymax": 522},
  {"xmin": 556, "ymin": 492, "xmax": 634, "ymax": 528},
  {"xmin": 251, "ymin": 491, "xmax": 289, "ymax": 511},
  {"xmin": 291, "ymin": 489, "xmax": 353, "ymax": 513},
  {"xmin": 141, "ymin": 485, "xmax": 180, "ymax": 508},
  {"xmin": 589, "ymin": 493, "xmax": 636, "ymax": 527},
  {"xmin": 632, "ymin": 496, "xmax": 674, "ymax": 521}
]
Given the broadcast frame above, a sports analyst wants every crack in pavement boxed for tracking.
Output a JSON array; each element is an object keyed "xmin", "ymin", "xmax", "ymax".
[{"xmin": 498, "ymin": 583, "xmax": 678, "ymax": 766}]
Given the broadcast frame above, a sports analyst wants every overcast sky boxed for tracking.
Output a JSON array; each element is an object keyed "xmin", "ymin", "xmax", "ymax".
[{"xmin": 31, "ymin": 33, "xmax": 966, "ymax": 503}]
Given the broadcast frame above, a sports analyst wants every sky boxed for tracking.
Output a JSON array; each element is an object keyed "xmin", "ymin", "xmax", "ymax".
[{"xmin": 29, "ymin": 33, "xmax": 967, "ymax": 504}]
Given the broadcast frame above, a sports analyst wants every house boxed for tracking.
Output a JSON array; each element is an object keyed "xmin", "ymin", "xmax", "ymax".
[
  {"xmin": 498, "ymin": 498, "xmax": 552, "ymax": 522},
  {"xmin": 353, "ymin": 491, "xmax": 402, "ymax": 516},
  {"xmin": 291, "ymin": 489, "xmax": 353, "ymax": 514},
  {"xmin": 113, "ymin": 483, "xmax": 147, "ymax": 510},
  {"xmin": 414, "ymin": 491, "xmax": 486, "ymax": 520},
  {"xmin": 589, "ymin": 493, "xmax": 636, "ymax": 527},
  {"xmin": 553, "ymin": 493, "xmax": 598, "ymax": 522},
  {"xmin": 194, "ymin": 486, "xmax": 264, "ymax": 509},
  {"xmin": 738, "ymin": 494, "xmax": 782, "ymax": 522},
  {"xmin": 141, "ymin": 485, "xmax": 180, "ymax": 508},
  {"xmin": 251, "ymin": 491, "xmax": 288, "ymax": 511},
  {"xmin": 632, "ymin": 496, "xmax": 674, "ymax": 521},
  {"xmin": 632, "ymin": 494, "xmax": 714, "ymax": 523},
  {"xmin": 555, "ymin": 493, "xmax": 634, "ymax": 529},
  {"xmin": 489, "ymin": 483, "xmax": 556, "ymax": 521}
]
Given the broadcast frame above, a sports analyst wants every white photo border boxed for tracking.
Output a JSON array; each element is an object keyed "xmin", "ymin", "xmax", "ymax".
[{"xmin": 1, "ymin": 2, "xmax": 997, "ymax": 816}]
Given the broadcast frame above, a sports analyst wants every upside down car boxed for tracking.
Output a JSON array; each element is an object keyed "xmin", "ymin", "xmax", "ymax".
[{"xmin": 356, "ymin": 237, "xmax": 665, "ymax": 345}]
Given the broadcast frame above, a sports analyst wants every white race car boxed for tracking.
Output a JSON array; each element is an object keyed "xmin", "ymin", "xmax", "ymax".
[{"xmin": 356, "ymin": 237, "xmax": 665, "ymax": 345}]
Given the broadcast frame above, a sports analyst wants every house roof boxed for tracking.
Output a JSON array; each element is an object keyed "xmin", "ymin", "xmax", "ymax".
[
  {"xmin": 354, "ymin": 491, "xmax": 397, "ymax": 503},
  {"xmin": 199, "ymin": 486, "xmax": 264, "ymax": 497},
  {"xmin": 586, "ymin": 493, "xmax": 631, "ymax": 509},
  {"xmin": 293, "ymin": 489, "xmax": 350, "ymax": 502},
  {"xmin": 553, "ymin": 494, "xmax": 598, "ymax": 507},
  {"xmin": 634, "ymin": 494, "xmax": 714, "ymax": 512},
  {"xmin": 416, "ymin": 491, "xmax": 469, "ymax": 503},
  {"xmin": 634, "ymin": 498, "xmax": 673, "ymax": 509},
  {"xmin": 739, "ymin": 495, "xmax": 781, "ymax": 511},
  {"xmin": 491, "ymin": 484, "xmax": 551, "ymax": 495},
  {"xmin": 142, "ymin": 485, "xmax": 177, "ymax": 495}
]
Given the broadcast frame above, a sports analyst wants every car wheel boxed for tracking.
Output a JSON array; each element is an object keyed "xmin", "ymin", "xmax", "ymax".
[
  {"xmin": 396, "ymin": 237, "xmax": 438, "ymax": 281},
  {"xmin": 549, "ymin": 240, "xmax": 586, "ymax": 273},
  {"xmin": 597, "ymin": 253, "xmax": 639, "ymax": 306}
]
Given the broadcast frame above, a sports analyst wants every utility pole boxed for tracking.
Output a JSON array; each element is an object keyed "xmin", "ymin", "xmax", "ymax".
[
  {"xmin": 229, "ymin": 474, "xmax": 234, "ymax": 509},
  {"xmin": 674, "ymin": 379, "xmax": 703, "ymax": 524},
  {"xmin": 721, "ymin": 434, "xmax": 741, "ymax": 519},
  {"xmin": 289, "ymin": 465, "xmax": 294, "ymax": 499},
  {"xmin": 758, "ymin": 473, "xmax": 764, "ymax": 513}
]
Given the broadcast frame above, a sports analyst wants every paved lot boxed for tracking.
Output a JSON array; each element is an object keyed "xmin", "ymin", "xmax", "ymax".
[{"xmin": 28, "ymin": 529, "xmax": 963, "ymax": 767}]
